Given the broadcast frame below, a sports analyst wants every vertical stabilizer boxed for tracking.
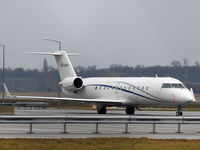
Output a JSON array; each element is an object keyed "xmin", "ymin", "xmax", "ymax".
[
  {"xmin": 26, "ymin": 51, "xmax": 77, "ymax": 80},
  {"xmin": 55, "ymin": 51, "xmax": 77, "ymax": 80}
]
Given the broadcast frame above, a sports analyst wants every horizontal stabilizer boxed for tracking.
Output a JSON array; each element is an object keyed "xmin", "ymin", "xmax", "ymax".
[
  {"xmin": 26, "ymin": 51, "xmax": 79, "ymax": 56},
  {"xmin": 26, "ymin": 51, "xmax": 63, "ymax": 56}
]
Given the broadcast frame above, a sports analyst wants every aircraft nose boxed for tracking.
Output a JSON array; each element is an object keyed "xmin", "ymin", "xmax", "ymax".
[
  {"xmin": 186, "ymin": 93, "xmax": 194, "ymax": 102},
  {"xmin": 176, "ymin": 90, "xmax": 194, "ymax": 103},
  {"xmin": 184, "ymin": 90, "xmax": 195, "ymax": 103}
]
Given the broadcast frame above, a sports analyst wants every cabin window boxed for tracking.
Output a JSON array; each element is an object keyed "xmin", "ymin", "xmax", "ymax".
[
  {"xmin": 104, "ymin": 87, "xmax": 106, "ymax": 90},
  {"xmin": 128, "ymin": 86, "xmax": 130, "ymax": 90},
  {"xmin": 99, "ymin": 86, "xmax": 101, "ymax": 90},
  {"xmin": 124, "ymin": 86, "xmax": 126, "ymax": 90},
  {"xmin": 146, "ymin": 86, "xmax": 148, "ymax": 91},
  {"xmin": 142, "ymin": 86, "xmax": 144, "ymax": 90},
  {"xmin": 95, "ymin": 86, "xmax": 97, "ymax": 90}
]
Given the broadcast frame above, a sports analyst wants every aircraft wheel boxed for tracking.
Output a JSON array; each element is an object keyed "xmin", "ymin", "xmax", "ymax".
[
  {"xmin": 176, "ymin": 111, "xmax": 183, "ymax": 116},
  {"xmin": 176, "ymin": 105, "xmax": 183, "ymax": 116},
  {"xmin": 126, "ymin": 106, "xmax": 135, "ymax": 115},
  {"xmin": 97, "ymin": 107, "xmax": 107, "ymax": 114}
]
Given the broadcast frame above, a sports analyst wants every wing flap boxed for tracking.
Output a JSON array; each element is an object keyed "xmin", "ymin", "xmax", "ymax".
[{"xmin": 9, "ymin": 95, "xmax": 122, "ymax": 104}]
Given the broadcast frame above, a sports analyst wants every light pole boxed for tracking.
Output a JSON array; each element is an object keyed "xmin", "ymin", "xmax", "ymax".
[
  {"xmin": 44, "ymin": 38, "xmax": 61, "ymax": 109},
  {"xmin": 44, "ymin": 38, "xmax": 61, "ymax": 51},
  {"xmin": 0, "ymin": 44, "xmax": 5, "ymax": 103}
]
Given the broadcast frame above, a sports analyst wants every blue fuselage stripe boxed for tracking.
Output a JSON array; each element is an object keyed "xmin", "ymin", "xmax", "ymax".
[{"xmin": 87, "ymin": 84, "xmax": 165, "ymax": 103}]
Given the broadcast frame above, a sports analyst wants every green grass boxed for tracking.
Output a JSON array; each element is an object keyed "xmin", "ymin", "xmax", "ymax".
[
  {"xmin": 0, "ymin": 138, "xmax": 200, "ymax": 150},
  {"xmin": 0, "ymin": 107, "xmax": 14, "ymax": 115}
]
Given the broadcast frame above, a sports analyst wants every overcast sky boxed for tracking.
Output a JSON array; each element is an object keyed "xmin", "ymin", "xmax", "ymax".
[{"xmin": 0, "ymin": 0, "xmax": 200, "ymax": 69}]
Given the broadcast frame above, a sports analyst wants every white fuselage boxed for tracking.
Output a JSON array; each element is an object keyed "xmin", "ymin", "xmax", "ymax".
[
  {"xmin": 62, "ymin": 77, "xmax": 194, "ymax": 107},
  {"xmin": 18, "ymin": 50, "xmax": 195, "ymax": 115}
]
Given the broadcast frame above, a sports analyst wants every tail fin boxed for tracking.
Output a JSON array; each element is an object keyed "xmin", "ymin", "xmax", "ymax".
[{"xmin": 26, "ymin": 51, "xmax": 78, "ymax": 80}]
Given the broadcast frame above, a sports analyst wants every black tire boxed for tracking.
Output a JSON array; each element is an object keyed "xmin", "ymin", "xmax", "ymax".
[
  {"xmin": 97, "ymin": 107, "xmax": 107, "ymax": 114},
  {"xmin": 176, "ymin": 111, "xmax": 183, "ymax": 116},
  {"xmin": 126, "ymin": 106, "xmax": 135, "ymax": 115}
]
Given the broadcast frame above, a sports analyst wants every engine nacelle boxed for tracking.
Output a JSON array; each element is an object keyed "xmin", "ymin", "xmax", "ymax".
[{"xmin": 59, "ymin": 77, "xmax": 83, "ymax": 91}]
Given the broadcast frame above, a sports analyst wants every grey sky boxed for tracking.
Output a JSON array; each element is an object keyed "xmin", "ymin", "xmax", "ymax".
[{"xmin": 0, "ymin": 0, "xmax": 200, "ymax": 69}]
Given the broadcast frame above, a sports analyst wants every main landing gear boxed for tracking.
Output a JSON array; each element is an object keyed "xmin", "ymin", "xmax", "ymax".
[
  {"xmin": 97, "ymin": 106, "xmax": 107, "ymax": 114},
  {"xmin": 97, "ymin": 106, "xmax": 136, "ymax": 115},
  {"xmin": 176, "ymin": 105, "xmax": 183, "ymax": 116},
  {"xmin": 126, "ymin": 106, "xmax": 135, "ymax": 115}
]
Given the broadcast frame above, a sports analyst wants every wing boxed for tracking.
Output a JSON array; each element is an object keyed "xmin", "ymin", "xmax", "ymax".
[{"xmin": 3, "ymin": 83, "xmax": 123, "ymax": 105}]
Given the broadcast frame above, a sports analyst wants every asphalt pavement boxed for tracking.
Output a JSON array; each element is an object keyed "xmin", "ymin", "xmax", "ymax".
[{"xmin": 0, "ymin": 108, "xmax": 199, "ymax": 139}]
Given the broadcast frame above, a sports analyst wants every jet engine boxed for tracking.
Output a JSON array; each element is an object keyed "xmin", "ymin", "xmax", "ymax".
[{"xmin": 59, "ymin": 77, "xmax": 83, "ymax": 91}]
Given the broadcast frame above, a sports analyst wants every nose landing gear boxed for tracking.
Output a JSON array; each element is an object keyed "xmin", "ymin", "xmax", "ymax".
[{"xmin": 176, "ymin": 105, "xmax": 183, "ymax": 116}]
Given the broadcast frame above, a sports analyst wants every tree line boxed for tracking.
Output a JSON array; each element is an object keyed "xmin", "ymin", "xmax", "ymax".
[{"xmin": 0, "ymin": 58, "xmax": 200, "ymax": 93}]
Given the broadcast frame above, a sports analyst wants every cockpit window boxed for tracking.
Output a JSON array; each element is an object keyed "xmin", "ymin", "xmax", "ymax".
[
  {"xmin": 161, "ymin": 83, "xmax": 171, "ymax": 88},
  {"xmin": 161, "ymin": 83, "xmax": 186, "ymax": 88},
  {"xmin": 172, "ymin": 84, "xmax": 186, "ymax": 88}
]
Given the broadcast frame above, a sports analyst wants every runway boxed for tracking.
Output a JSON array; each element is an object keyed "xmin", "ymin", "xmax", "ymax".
[{"xmin": 1, "ymin": 108, "xmax": 200, "ymax": 139}]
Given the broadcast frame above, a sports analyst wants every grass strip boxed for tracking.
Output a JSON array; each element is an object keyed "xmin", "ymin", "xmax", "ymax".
[{"xmin": 0, "ymin": 138, "xmax": 200, "ymax": 150}]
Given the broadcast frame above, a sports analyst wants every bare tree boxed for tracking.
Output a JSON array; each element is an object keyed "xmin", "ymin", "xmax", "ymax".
[
  {"xmin": 195, "ymin": 61, "xmax": 200, "ymax": 67},
  {"xmin": 43, "ymin": 58, "xmax": 48, "ymax": 72},
  {"xmin": 171, "ymin": 60, "xmax": 181, "ymax": 67},
  {"xmin": 183, "ymin": 57, "xmax": 189, "ymax": 67}
]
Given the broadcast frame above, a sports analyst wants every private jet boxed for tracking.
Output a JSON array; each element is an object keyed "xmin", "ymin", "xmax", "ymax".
[{"xmin": 4, "ymin": 50, "xmax": 195, "ymax": 116}]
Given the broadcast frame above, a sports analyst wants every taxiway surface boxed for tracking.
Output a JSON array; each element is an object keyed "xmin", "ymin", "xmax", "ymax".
[{"xmin": 0, "ymin": 109, "xmax": 200, "ymax": 139}]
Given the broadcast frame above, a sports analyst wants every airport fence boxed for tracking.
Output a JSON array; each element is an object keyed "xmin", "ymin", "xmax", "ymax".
[{"xmin": 0, "ymin": 115, "xmax": 200, "ymax": 134}]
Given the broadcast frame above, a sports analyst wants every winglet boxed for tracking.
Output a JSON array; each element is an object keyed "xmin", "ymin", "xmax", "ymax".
[{"xmin": 3, "ymin": 83, "xmax": 12, "ymax": 98}]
